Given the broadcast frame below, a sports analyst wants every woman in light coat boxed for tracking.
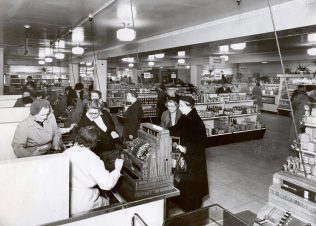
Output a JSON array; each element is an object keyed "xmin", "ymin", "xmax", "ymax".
[
  {"xmin": 160, "ymin": 97, "xmax": 182, "ymax": 129},
  {"xmin": 11, "ymin": 99, "xmax": 62, "ymax": 158},
  {"xmin": 64, "ymin": 126, "xmax": 123, "ymax": 215}
]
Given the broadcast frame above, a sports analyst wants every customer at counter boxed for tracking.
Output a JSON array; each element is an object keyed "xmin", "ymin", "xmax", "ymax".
[
  {"xmin": 123, "ymin": 90, "xmax": 143, "ymax": 141},
  {"xmin": 11, "ymin": 99, "xmax": 62, "ymax": 158},
  {"xmin": 64, "ymin": 126, "xmax": 123, "ymax": 215},
  {"xmin": 161, "ymin": 96, "xmax": 182, "ymax": 129},
  {"xmin": 168, "ymin": 96, "xmax": 209, "ymax": 212},
  {"xmin": 13, "ymin": 89, "xmax": 33, "ymax": 107}
]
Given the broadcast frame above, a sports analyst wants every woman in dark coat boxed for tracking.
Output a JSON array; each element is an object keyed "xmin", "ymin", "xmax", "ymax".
[
  {"xmin": 168, "ymin": 96, "xmax": 209, "ymax": 212},
  {"xmin": 77, "ymin": 100, "xmax": 121, "ymax": 170},
  {"xmin": 123, "ymin": 90, "xmax": 143, "ymax": 140}
]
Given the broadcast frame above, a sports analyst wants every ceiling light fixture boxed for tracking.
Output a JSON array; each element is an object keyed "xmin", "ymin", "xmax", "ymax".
[
  {"xmin": 72, "ymin": 45, "xmax": 84, "ymax": 55},
  {"xmin": 128, "ymin": 63, "xmax": 134, "ymax": 68},
  {"xmin": 219, "ymin": 45, "xmax": 229, "ymax": 52},
  {"xmin": 116, "ymin": 23, "xmax": 136, "ymax": 41},
  {"xmin": 308, "ymin": 33, "xmax": 316, "ymax": 42},
  {"xmin": 307, "ymin": 48, "xmax": 316, "ymax": 56},
  {"xmin": 45, "ymin": 57, "xmax": 53, "ymax": 63},
  {"xmin": 55, "ymin": 40, "xmax": 65, "ymax": 48},
  {"xmin": 38, "ymin": 60, "xmax": 45, "ymax": 65},
  {"xmin": 261, "ymin": 61, "xmax": 268, "ymax": 64},
  {"xmin": 178, "ymin": 51, "xmax": 185, "ymax": 57},
  {"xmin": 186, "ymin": 65, "xmax": 191, "ymax": 69},
  {"xmin": 55, "ymin": 53, "xmax": 65, "ymax": 60},
  {"xmin": 148, "ymin": 55, "xmax": 155, "ymax": 60},
  {"xmin": 155, "ymin": 53, "xmax": 164, "ymax": 58},
  {"xmin": 220, "ymin": 55, "xmax": 229, "ymax": 61},
  {"xmin": 178, "ymin": 59, "xmax": 185, "ymax": 64},
  {"xmin": 148, "ymin": 61, "xmax": 154, "ymax": 66},
  {"xmin": 72, "ymin": 27, "xmax": 84, "ymax": 42},
  {"xmin": 230, "ymin": 42, "xmax": 246, "ymax": 50}
]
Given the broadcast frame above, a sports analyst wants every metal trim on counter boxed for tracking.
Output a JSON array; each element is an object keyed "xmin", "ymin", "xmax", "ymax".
[{"xmin": 42, "ymin": 188, "xmax": 179, "ymax": 226}]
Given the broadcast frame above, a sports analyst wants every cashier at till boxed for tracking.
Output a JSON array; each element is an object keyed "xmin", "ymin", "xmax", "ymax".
[
  {"xmin": 216, "ymin": 83, "xmax": 232, "ymax": 94},
  {"xmin": 11, "ymin": 99, "xmax": 63, "ymax": 158}
]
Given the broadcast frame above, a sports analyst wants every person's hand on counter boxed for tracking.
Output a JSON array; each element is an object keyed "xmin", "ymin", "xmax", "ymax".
[
  {"xmin": 176, "ymin": 144, "xmax": 187, "ymax": 154},
  {"xmin": 115, "ymin": 158, "xmax": 124, "ymax": 171},
  {"xmin": 60, "ymin": 123, "xmax": 77, "ymax": 134}
]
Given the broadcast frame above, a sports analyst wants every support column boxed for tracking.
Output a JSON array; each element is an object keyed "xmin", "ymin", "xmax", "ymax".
[
  {"xmin": 131, "ymin": 68, "xmax": 138, "ymax": 84},
  {"xmin": 0, "ymin": 48, "xmax": 4, "ymax": 95},
  {"xmin": 69, "ymin": 64, "xmax": 79, "ymax": 88},
  {"xmin": 190, "ymin": 65, "xmax": 202, "ymax": 87},
  {"xmin": 95, "ymin": 60, "xmax": 107, "ymax": 102}
]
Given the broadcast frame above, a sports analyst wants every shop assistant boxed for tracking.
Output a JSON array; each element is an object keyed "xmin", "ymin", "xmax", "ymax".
[
  {"xmin": 12, "ymin": 99, "xmax": 62, "ymax": 158},
  {"xmin": 123, "ymin": 90, "xmax": 143, "ymax": 141}
]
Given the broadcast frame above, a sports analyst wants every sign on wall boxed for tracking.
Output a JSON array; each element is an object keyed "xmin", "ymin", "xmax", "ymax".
[
  {"xmin": 209, "ymin": 57, "xmax": 225, "ymax": 68},
  {"xmin": 171, "ymin": 73, "xmax": 177, "ymax": 78}
]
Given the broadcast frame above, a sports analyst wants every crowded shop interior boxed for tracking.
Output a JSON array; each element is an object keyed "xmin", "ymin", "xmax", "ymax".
[{"xmin": 1, "ymin": 0, "xmax": 316, "ymax": 225}]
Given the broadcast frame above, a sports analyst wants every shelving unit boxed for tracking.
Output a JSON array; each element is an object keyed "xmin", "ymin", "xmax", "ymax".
[
  {"xmin": 116, "ymin": 92, "xmax": 158, "ymax": 124},
  {"xmin": 261, "ymin": 83, "xmax": 279, "ymax": 113},
  {"xmin": 276, "ymin": 74, "xmax": 315, "ymax": 116},
  {"xmin": 194, "ymin": 93, "xmax": 265, "ymax": 146},
  {"xmin": 4, "ymin": 73, "xmax": 69, "ymax": 94}
]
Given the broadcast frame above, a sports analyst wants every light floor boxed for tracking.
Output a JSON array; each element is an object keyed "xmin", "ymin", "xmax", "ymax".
[{"xmin": 112, "ymin": 112, "xmax": 292, "ymax": 215}]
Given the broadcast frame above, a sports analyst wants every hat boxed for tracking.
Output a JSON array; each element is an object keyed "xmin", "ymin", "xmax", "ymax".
[
  {"xmin": 127, "ymin": 90, "xmax": 138, "ymax": 98},
  {"xmin": 179, "ymin": 95, "xmax": 195, "ymax": 106},
  {"xmin": 167, "ymin": 96, "xmax": 179, "ymax": 104}
]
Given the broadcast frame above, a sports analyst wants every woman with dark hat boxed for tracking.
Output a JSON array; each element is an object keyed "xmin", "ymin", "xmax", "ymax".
[{"xmin": 168, "ymin": 95, "xmax": 209, "ymax": 212}]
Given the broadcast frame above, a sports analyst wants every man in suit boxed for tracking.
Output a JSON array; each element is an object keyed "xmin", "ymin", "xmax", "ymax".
[{"xmin": 123, "ymin": 90, "xmax": 143, "ymax": 141}]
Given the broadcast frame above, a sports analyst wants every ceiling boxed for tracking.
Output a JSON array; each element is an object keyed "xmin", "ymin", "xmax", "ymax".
[{"xmin": 0, "ymin": 0, "xmax": 298, "ymax": 66}]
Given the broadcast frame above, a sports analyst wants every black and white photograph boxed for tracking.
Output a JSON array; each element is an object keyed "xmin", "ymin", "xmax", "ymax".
[{"xmin": 0, "ymin": 0, "xmax": 316, "ymax": 225}]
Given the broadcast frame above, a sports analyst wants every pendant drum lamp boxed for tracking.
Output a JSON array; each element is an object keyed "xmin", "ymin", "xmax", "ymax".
[
  {"xmin": 72, "ymin": 45, "xmax": 84, "ymax": 55},
  {"xmin": 117, "ymin": 23, "xmax": 136, "ymax": 41}
]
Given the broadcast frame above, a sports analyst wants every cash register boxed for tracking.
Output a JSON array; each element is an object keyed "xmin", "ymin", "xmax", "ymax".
[{"xmin": 116, "ymin": 123, "xmax": 174, "ymax": 200}]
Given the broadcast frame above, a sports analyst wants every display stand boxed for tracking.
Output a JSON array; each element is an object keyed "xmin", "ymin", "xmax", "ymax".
[
  {"xmin": 195, "ymin": 93, "xmax": 265, "ymax": 147},
  {"xmin": 261, "ymin": 83, "xmax": 279, "ymax": 113},
  {"xmin": 276, "ymin": 74, "xmax": 314, "ymax": 116}
]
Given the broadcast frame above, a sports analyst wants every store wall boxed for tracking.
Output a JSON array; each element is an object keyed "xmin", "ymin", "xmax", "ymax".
[
  {"xmin": 177, "ymin": 69, "xmax": 190, "ymax": 83},
  {"xmin": 238, "ymin": 61, "xmax": 316, "ymax": 79},
  {"xmin": 0, "ymin": 48, "xmax": 4, "ymax": 95},
  {"xmin": 9, "ymin": 65, "xmax": 69, "ymax": 73}
]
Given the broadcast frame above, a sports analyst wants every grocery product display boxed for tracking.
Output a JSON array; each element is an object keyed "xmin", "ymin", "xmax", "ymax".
[
  {"xmin": 194, "ymin": 92, "xmax": 265, "ymax": 146},
  {"xmin": 277, "ymin": 74, "xmax": 315, "ymax": 116}
]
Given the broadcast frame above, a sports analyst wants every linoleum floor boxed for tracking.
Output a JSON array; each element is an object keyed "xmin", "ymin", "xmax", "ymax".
[{"xmin": 112, "ymin": 112, "xmax": 292, "ymax": 215}]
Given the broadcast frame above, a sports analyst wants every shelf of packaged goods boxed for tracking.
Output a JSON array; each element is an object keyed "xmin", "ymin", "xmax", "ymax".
[
  {"xmin": 141, "ymin": 103, "xmax": 156, "ymax": 106},
  {"xmin": 262, "ymin": 95, "xmax": 276, "ymax": 98},
  {"xmin": 224, "ymin": 100, "xmax": 254, "ymax": 103},
  {"xmin": 299, "ymin": 149, "xmax": 316, "ymax": 156},
  {"xmin": 228, "ymin": 113, "xmax": 257, "ymax": 117},
  {"xmin": 277, "ymin": 107, "xmax": 291, "ymax": 111},
  {"xmin": 202, "ymin": 115, "xmax": 228, "ymax": 120},
  {"xmin": 304, "ymin": 123, "xmax": 316, "ymax": 128},
  {"xmin": 195, "ymin": 102, "xmax": 222, "ymax": 105},
  {"xmin": 206, "ymin": 128, "xmax": 266, "ymax": 147}
]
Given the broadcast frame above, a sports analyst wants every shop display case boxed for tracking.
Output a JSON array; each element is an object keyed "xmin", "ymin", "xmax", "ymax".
[
  {"xmin": 107, "ymin": 83, "xmax": 128, "ymax": 110},
  {"xmin": 276, "ymin": 74, "xmax": 315, "ymax": 116},
  {"xmin": 194, "ymin": 92, "xmax": 265, "ymax": 146},
  {"xmin": 261, "ymin": 83, "xmax": 279, "ymax": 113},
  {"xmin": 117, "ymin": 92, "xmax": 158, "ymax": 124},
  {"xmin": 5, "ymin": 73, "xmax": 69, "ymax": 94}
]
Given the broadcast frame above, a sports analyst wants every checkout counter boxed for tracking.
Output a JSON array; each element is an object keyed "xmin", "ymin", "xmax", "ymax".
[{"xmin": 0, "ymin": 122, "xmax": 179, "ymax": 226}]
